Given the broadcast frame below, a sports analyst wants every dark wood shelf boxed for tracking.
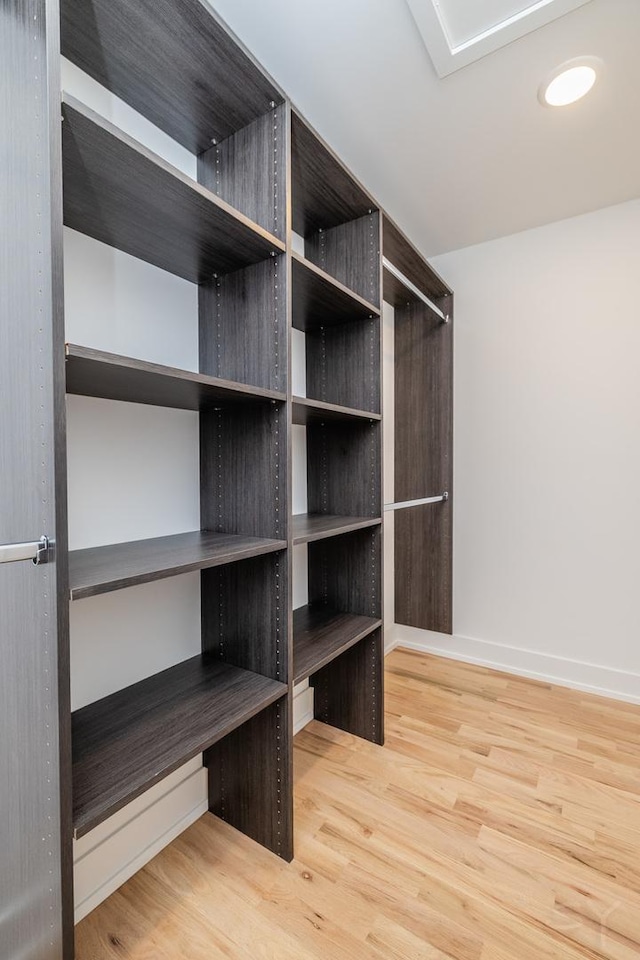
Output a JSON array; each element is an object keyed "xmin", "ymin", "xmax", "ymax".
[
  {"xmin": 72, "ymin": 655, "xmax": 287, "ymax": 837},
  {"xmin": 69, "ymin": 531, "xmax": 287, "ymax": 601},
  {"xmin": 61, "ymin": 0, "xmax": 283, "ymax": 155},
  {"xmin": 292, "ymin": 396, "xmax": 380, "ymax": 425},
  {"xmin": 292, "ymin": 514, "xmax": 381, "ymax": 545},
  {"xmin": 65, "ymin": 344, "xmax": 285, "ymax": 410},
  {"xmin": 293, "ymin": 604, "xmax": 381, "ymax": 683},
  {"xmin": 291, "ymin": 252, "xmax": 379, "ymax": 331},
  {"xmin": 291, "ymin": 112, "xmax": 376, "ymax": 236},
  {"xmin": 62, "ymin": 95, "xmax": 285, "ymax": 284},
  {"xmin": 383, "ymin": 213, "xmax": 451, "ymax": 304}
]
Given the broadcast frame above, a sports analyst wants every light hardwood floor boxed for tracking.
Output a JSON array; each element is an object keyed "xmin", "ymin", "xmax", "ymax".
[{"xmin": 76, "ymin": 649, "xmax": 640, "ymax": 959}]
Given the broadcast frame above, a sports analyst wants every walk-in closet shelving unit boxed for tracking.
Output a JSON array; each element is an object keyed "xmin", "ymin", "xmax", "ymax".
[
  {"xmin": 289, "ymin": 112, "xmax": 384, "ymax": 740},
  {"xmin": 7, "ymin": 0, "xmax": 453, "ymax": 953},
  {"xmin": 382, "ymin": 214, "xmax": 454, "ymax": 634},
  {"xmin": 57, "ymin": 0, "xmax": 293, "ymax": 952}
]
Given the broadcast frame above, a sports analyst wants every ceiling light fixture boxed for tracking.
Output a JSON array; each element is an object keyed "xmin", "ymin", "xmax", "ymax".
[{"xmin": 539, "ymin": 57, "xmax": 602, "ymax": 107}]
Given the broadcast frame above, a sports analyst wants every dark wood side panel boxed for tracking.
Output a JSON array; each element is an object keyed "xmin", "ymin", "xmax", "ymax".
[
  {"xmin": 306, "ymin": 421, "xmax": 381, "ymax": 519},
  {"xmin": 394, "ymin": 298, "xmax": 453, "ymax": 633},
  {"xmin": 61, "ymin": 0, "xmax": 284, "ymax": 153},
  {"xmin": 291, "ymin": 111, "xmax": 375, "ymax": 236},
  {"xmin": 198, "ymin": 104, "xmax": 286, "ymax": 242},
  {"xmin": 308, "ymin": 526, "xmax": 382, "ymax": 619},
  {"xmin": 383, "ymin": 212, "xmax": 451, "ymax": 301},
  {"xmin": 306, "ymin": 317, "xmax": 381, "ymax": 413},
  {"xmin": 0, "ymin": 1, "xmax": 71, "ymax": 955},
  {"xmin": 202, "ymin": 552, "xmax": 288, "ymax": 683},
  {"xmin": 311, "ymin": 628, "xmax": 384, "ymax": 745},
  {"xmin": 205, "ymin": 695, "xmax": 294, "ymax": 861},
  {"xmin": 306, "ymin": 212, "xmax": 381, "ymax": 308},
  {"xmin": 199, "ymin": 255, "xmax": 287, "ymax": 392}
]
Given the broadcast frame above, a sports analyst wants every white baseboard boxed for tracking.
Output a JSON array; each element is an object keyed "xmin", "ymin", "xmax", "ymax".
[{"xmin": 390, "ymin": 624, "xmax": 640, "ymax": 704}]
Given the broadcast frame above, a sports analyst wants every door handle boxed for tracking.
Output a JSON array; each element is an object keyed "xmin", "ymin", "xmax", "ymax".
[{"xmin": 0, "ymin": 536, "xmax": 50, "ymax": 565}]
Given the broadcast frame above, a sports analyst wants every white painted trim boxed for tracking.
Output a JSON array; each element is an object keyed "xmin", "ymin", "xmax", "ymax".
[
  {"xmin": 405, "ymin": 0, "xmax": 594, "ymax": 77},
  {"xmin": 390, "ymin": 624, "xmax": 640, "ymax": 704}
]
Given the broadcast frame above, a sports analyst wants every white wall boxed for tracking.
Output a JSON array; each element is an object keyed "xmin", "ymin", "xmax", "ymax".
[{"xmin": 393, "ymin": 199, "xmax": 640, "ymax": 702}]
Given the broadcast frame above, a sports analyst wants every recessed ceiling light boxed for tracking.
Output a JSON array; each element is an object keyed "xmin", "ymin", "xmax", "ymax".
[{"xmin": 539, "ymin": 57, "xmax": 602, "ymax": 107}]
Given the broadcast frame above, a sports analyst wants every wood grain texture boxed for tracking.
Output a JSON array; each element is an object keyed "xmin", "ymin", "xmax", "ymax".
[
  {"xmin": 291, "ymin": 252, "xmax": 379, "ymax": 332},
  {"xmin": 308, "ymin": 525, "xmax": 382, "ymax": 620},
  {"xmin": 292, "ymin": 514, "xmax": 381, "ymax": 545},
  {"xmin": 292, "ymin": 396, "xmax": 381, "ymax": 425},
  {"xmin": 291, "ymin": 111, "xmax": 376, "ymax": 236},
  {"xmin": 306, "ymin": 421, "xmax": 381, "ymax": 519},
  {"xmin": 306, "ymin": 212, "xmax": 381, "ymax": 307},
  {"xmin": 199, "ymin": 255, "xmax": 287, "ymax": 393},
  {"xmin": 202, "ymin": 552, "xmax": 288, "ymax": 683},
  {"xmin": 198, "ymin": 104, "xmax": 286, "ymax": 241},
  {"xmin": 394, "ymin": 299, "xmax": 453, "ymax": 633},
  {"xmin": 383, "ymin": 212, "xmax": 451, "ymax": 301},
  {"xmin": 293, "ymin": 604, "xmax": 382, "ymax": 684},
  {"xmin": 68, "ymin": 531, "xmax": 286, "ymax": 601},
  {"xmin": 200, "ymin": 403, "xmax": 287, "ymax": 541},
  {"xmin": 62, "ymin": 97, "xmax": 284, "ymax": 284},
  {"xmin": 206, "ymin": 695, "xmax": 293, "ymax": 861},
  {"xmin": 76, "ymin": 650, "xmax": 640, "ymax": 960},
  {"xmin": 311, "ymin": 628, "xmax": 384, "ymax": 745},
  {"xmin": 72, "ymin": 656, "xmax": 287, "ymax": 837},
  {"xmin": 65, "ymin": 344, "xmax": 286, "ymax": 409},
  {"xmin": 61, "ymin": 0, "xmax": 283, "ymax": 153},
  {"xmin": 1, "ymin": 1, "xmax": 70, "ymax": 956},
  {"xmin": 306, "ymin": 317, "xmax": 381, "ymax": 413}
]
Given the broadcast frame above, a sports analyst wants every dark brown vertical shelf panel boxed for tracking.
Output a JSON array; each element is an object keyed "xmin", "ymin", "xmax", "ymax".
[
  {"xmin": 62, "ymin": 96, "xmax": 284, "ymax": 283},
  {"xmin": 206, "ymin": 696, "xmax": 293, "ymax": 861},
  {"xmin": 200, "ymin": 402, "xmax": 286, "ymax": 542},
  {"xmin": 306, "ymin": 420, "xmax": 381, "ymax": 520},
  {"xmin": 311, "ymin": 628, "xmax": 384, "ymax": 745},
  {"xmin": 394, "ymin": 295, "xmax": 453, "ymax": 634},
  {"xmin": 308, "ymin": 526, "xmax": 382, "ymax": 620},
  {"xmin": 306, "ymin": 212, "xmax": 381, "ymax": 308},
  {"xmin": 72, "ymin": 656, "xmax": 287, "ymax": 837},
  {"xmin": 198, "ymin": 103, "xmax": 287, "ymax": 241},
  {"xmin": 61, "ymin": 0, "xmax": 285, "ymax": 153},
  {"xmin": 199, "ymin": 255, "xmax": 287, "ymax": 393},
  {"xmin": 305, "ymin": 317, "xmax": 381, "ymax": 413}
]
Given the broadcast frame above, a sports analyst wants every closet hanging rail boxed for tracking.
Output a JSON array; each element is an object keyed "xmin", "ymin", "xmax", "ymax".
[
  {"xmin": 383, "ymin": 257, "xmax": 449, "ymax": 321},
  {"xmin": 384, "ymin": 492, "xmax": 448, "ymax": 512}
]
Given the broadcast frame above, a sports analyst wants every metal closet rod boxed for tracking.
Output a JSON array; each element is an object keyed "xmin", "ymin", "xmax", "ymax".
[
  {"xmin": 383, "ymin": 257, "xmax": 449, "ymax": 322},
  {"xmin": 384, "ymin": 492, "xmax": 449, "ymax": 512}
]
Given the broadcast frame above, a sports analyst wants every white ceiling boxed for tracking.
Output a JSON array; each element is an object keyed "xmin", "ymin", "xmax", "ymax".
[{"xmin": 209, "ymin": 0, "xmax": 640, "ymax": 257}]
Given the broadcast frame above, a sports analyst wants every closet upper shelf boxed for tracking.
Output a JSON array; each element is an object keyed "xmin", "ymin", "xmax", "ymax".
[
  {"xmin": 72, "ymin": 654, "xmax": 287, "ymax": 837},
  {"xmin": 61, "ymin": 0, "xmax": 284, "ymax": 154},
  {"xmin": 65, "ymin": 345, "xmax": 286, "ymax": 409},
  {"xmin": 69, "ymin": 531, "xmax": 287, "ymax": 600},
  {"xmin": 291, "ymin": 112, "xmax": 377, "ymax": 236},
  {"xmin": 382, "ymin": 213, "xmax": 452, "ymax": 306},
  {"xmin": 61, "ymin": 95, "xmax": 285, "ymax": 283},
  {"xmin": 292, "ymin": 397, "xmax": 381, "ymax": 425},
  {"xmin": 292, "ymin": 514, "xmax": 381, "ymax": 545},
  {"xmin": 291, "ymin": 252, "xmax": 379, "ymax": 330}
]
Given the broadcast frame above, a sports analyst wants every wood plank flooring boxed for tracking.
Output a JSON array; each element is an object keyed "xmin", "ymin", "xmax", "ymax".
[{"xmin": 76, "ymin": 649, "xmax": 640, "ymax": 959}]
